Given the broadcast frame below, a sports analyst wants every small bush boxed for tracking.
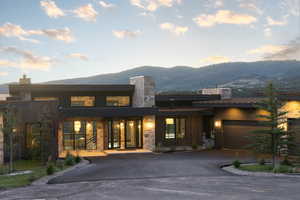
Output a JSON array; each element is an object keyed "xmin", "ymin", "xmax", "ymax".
[
  {"xmin": 75, "ymin": 155, "xmax": 81, "ymax": 163},
  {"xmin": 273, "ymin": 165, "xmax": 293, "ymax": 173},
  {"xmin": 280, "ymin": 158, "xmax": 293, "ymax": 166},
  {"xmin": 232, "ymin": 160, "xmax": 241, "ymax": 168},
  {"xmin": 259, "ymin": 158, "xmax": 266, "ymax": 166},
  {"xmin": 65, "ymin": 153, "xmax": 75, "ymax": 166},
  {"xmin": 192, "ymin": 144, "xmax": 198, "ymax": 150},
  {"xmin": 56, "ymin": 159, "xmax": 65, "ymax": 170},
  {"xmin": 46, "ymin": 164, "xmax": 55, "ymax": 175}
]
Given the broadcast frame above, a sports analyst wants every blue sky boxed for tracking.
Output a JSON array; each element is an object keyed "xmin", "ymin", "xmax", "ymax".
[{"xmin": 0, "ymin": 0, "xmax": 299, "ymax": 84}]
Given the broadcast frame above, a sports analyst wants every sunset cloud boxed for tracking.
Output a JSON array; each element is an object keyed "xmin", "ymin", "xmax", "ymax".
[
  {"xmin": 67, "ymin": 53, "xmax": 88, "ymax": 61},
  {"xmin": 0, "ymin": 46, "xmax": 55, "ymax": 71},
  {"xmin": 193, "ymin": 10, "xmax": 257, "ymax": 27},
  {"xmin": 112, "ymin": 30, "xmax": 141, "ymax": 39},
  {"xmin": 40, "ymin": 0, "xmax": 65, "ymax": 18},
  {"xmin": 73, "ymin": 4, "xmax": 98, "ymax": 22},
  {"xmin": 0, "ymin": 23, "xmax": 74, "ymax": 43},
  {"xmin": 247, "ymin": 45, "xmax": 288, "ymax": 55},
  {"xmin": 200, "ymin": 56, "xmax": 230, "ymax": 64},
  {"xmin": 267, "ymin": 16, "xmax": 287, "ymax": 26},
  {"xmin": 99, "ymin": 1, "xmax": 115, "ymax": 8},
  {"xmin": 130, "ymin": 0, "xmax": 182, "ymax": 12},
  {"xmin": 160, "ymin": 23, "xmax": 188, "ymax": 36}
]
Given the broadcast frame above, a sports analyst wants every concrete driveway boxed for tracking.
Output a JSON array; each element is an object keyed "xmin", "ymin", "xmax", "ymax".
[{"xmin": 1, "ymin": 150, "xmax": 300, "ymax": 200}]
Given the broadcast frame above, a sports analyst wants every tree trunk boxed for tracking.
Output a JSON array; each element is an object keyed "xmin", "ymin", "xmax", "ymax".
[{"xmin": 9, "ymin": 133, "xmax": 13, "ymax": 173}]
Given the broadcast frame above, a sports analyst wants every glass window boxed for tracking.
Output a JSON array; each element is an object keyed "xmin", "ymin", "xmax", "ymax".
[
  {"xmin": 26, "ymin": 123, "xmax": 41, "ymax": 149},
  {"xmin": 63, "ymin": 120, "xmax": 97, "ymax": 150},
  {"xmin": 71, "ymin": 96, "xmax": 95, "ymax": 107},
  {"xmin": 165, "ymin": 118, "xmax": 186, "ymax": 139},
  {"xmin": 106, "ymin": 96, "xmax": 130, "ymax": 107},
  {"xmin": 165, "ymin": 118, "xmax": 175, "ymax": 139},
  {"xmin": 33, "ymin": 97, "xmax": 58, "ymax": 101}
]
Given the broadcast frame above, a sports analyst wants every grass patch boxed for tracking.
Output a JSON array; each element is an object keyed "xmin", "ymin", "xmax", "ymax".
[
  {"xmin": 239, "ymin": 164, "xmax": 274, "ymax": 172},
  {"xmin": 0, "ymin": 160, "xmax": 70, "ymax": 190}
]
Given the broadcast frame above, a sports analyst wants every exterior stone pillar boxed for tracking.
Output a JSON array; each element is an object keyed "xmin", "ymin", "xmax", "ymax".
[
  {"xmin": 0, "ymin": 113, "xmax": 3, "ymax": 164},
  {"xmin": 130, "ymin": 76, "xmax": 155, "ymax": 108},
  {"xmin": 143, "ymin": 115, "xmax": 155, "ymax": 151},
  {"xmin": 58, "ymin": 122, "xmax": 63, "ymax": 157},
  {"xmin": 97, "ymin": 121, "xmax": 104, "ymax": 151}
]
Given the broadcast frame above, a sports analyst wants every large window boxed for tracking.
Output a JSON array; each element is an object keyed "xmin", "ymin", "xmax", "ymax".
[
  {"xmin": 165, "ymin": 118, "xmax": 186, "ymax": 139},
  {"xmin": 63, "ymin": 120, "xmax": 97, "ymax": 150},
  {"xmin": 71, "ymin": 96, "xmax": 95, "ymax": 107},
  {"xmin": 106, "ymin": 96, "xmax": 130, "ymax": 107}
]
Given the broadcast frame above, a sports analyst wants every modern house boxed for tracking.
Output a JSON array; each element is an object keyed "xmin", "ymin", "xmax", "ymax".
[{"xmin": 0, "ymin": 75, "xmax": 300, "ymax": 163}]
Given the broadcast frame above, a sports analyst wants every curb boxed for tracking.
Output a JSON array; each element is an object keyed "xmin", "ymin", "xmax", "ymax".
[
  {"xmin": 221, "ymin": 164, "xmax": 300, "ymax": 178},
  {"xmin": 31, "ymin": 159, "xmax": 90, "ymax": 186}
]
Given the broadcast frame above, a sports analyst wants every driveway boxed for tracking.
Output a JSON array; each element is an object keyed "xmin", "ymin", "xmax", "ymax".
[{"xmin": 1, "ymin": 150, "xmax": 299, "ymax": 200}]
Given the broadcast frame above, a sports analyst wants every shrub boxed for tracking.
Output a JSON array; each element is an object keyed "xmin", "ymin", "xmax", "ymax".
[
  {"xmin": 56, "ymin": 159, "xmax": 65, "ymax": 170},
  {"xmin": 192, "ymin": 144, "xmax": 198, "ymax": 150},
  {"xmin": 75, "ymin": 155, "xmax": 81, "ymax": 164},
  {"xmin": 46, "ymin": 164, "xmax": 55, "ymax": 175},
  {"xmin": 259, "ymin": 158, "xmax": 266, "ymax": 166},
  {"xmin": 272, "ymin": 165, "xmax": 293, "ymax": 173},
  {"xmin": 65, "ymin": 153, "xmax": 75, "ymax": 166},
  {"xmin": 232, "ymin": 160, "xmax": 241, "ymax": 168},
  {"xmin": 280, "ymin": 158, "xmax": 293, "ymax": 166}
]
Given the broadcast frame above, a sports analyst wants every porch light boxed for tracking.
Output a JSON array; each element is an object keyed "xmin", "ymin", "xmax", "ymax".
[
  {"xmin": 214, "ymin": 120, "xmax": 222, "ymax": 128},
  {"xmin": 12, "ymin": 128, "xmax": 17, "ymax": 133},
  {"xmin": 120, "ymin": 122, "xmax": 124, "ymax": 128},
  {"xmin": 146, "ymin": 121, "xmax": 154, "ymax": 129},
  {"xmin": 74, "ymin": 121, "xmax": 81, "ymax": 133},
  {"xmin": 129, "ymin": 122, "xmax": 134, "ymax": 127}
]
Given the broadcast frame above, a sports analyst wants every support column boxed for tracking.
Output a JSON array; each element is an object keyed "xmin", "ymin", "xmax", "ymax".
[{"xmin": 143, "ymin": 115, "xmax": 155, "ymax": 151}]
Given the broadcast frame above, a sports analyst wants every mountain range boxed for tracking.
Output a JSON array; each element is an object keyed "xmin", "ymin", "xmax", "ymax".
[{"xmin": 1, "ymin": 60, "xmax": 300, "ymax": 95}]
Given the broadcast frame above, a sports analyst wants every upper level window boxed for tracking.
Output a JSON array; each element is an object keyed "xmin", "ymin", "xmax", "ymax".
[
  {"xmin": 34, "ymin": 97, "xmax": 58, "ymax": 101},
  {"xmin": 106, "ymin": 96, "xmax": 130, "ymax": 107},
  {"xmin": 71, "ymin": 96, "xmax": 95, "ymax": 107}
]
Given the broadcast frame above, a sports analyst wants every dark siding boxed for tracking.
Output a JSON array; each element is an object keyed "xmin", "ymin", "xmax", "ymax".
[{"xmin": 288, "ymin": 119, "xmax": 300, "ymax": 155}]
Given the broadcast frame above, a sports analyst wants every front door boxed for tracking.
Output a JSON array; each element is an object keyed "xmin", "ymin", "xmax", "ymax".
[
  {"xmin": 125, "ymin": 120, "xmax": 142, "ymax": 148},
  {"xmin": 108, "ymin": 120, "xmax": 121, "ymax": 149}
]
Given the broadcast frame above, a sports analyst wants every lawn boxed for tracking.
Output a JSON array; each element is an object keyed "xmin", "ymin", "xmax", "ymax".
[
  {"xmin": 239, "ymin": 164, "xmax": 296, "ymax": 173},
  {"xmin": 0, "ymin": 160, "xmax": 69, "ymax": 189}
]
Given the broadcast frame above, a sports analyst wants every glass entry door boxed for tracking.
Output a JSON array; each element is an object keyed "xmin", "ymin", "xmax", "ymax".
[{"xmin": 108, "ymin": 119, "xmax": 142, "ymax": 149}]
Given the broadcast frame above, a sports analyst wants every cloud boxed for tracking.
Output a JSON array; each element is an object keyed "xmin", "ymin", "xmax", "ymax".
[
  {"xmin": 267, "ymin": 16, "xmax": 288, "ymax": 26},
  {"xmin": 247, "ymin": 45, "xmax": 288, "ymax": 55},
  {"xmin": 112, "ymin": 30, "xmax": 141, "ymax": 39},
  {"xmin": 73, "ymin": 4, "xmax": 98, "ymax": 22},
  {"xmin": 239, "ymin": 3, "xmax": 263, "ymax": 15},
  {"xmin": 160, "ymin": 23, "xmax": 188, "ymax": 36},
  {"xmin": 264, "ymin": 37, "xmax": 300, "ymax": 60},
  {"xmin": 0, "ymin": 72, "xmax": 8, "ymax": 76},
  {"xmin": 40, "ymin": 0, "xmax": 65, "ymax": 18},
  {"xmin": 0, "ymin": 23, "xmax": 74, "ymax": 43},
  {"xmin": 281, "ymin": 0, "xmax": 300, "ymax": 16},
  {"xmin": 264, "ymin": 28, "xmax": 272, "ymax": 37},
  {"xmin": 67, "ymin": 53, "xmax": 88, "ymax": 61},
  {"xmin": 193, "ymin": 10, "xmax": 257, "ymax": 27},
  {"xmin": 0, "ymin": 46, "xmax": 55, "ymax": 71},
  {"xmin": 200, "ymin": 56, "xmax": 230, "ymax": 64},
  {"xmin": 99, "ymin": 1, "xmax": 115, "ymax": 8},
  {"xmin": 130, "ymin": 0, "xmax": 182, "ymax": 12}
]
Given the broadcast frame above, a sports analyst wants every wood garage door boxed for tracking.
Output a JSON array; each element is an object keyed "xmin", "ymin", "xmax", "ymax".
[{"xmin": 223, "ymin": 120, "xmax": 266, "ymax": 149}]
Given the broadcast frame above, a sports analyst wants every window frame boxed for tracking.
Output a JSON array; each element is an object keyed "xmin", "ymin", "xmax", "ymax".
[
  {"xmin": 164, "ymin": 117, "xmax": 186, "ymax": 140},
  {"xmin": 70, "ymin": 96, "xmax": 96, "ymax": 107},
  {"xmin": 105, "ymin": 96, "xmax": 131, "ymax": 107}
]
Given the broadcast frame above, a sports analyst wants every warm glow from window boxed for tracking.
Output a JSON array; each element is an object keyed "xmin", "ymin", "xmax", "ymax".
[
  {"xmin": 74, "ymin": 121, "xmax": 81, "ymax": 133},
  {"xmin": 106, "ymin": 96, "xmax": 130, "ymax": 106},
  {"xmin": 166, "ymin": 118, "xmax": 174, "ymax": 124},
  {"xmin": 71, "ymin": 96, "xmax": 95, "ymax": 107}
]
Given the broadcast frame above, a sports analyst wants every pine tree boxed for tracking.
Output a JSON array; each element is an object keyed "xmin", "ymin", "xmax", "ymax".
[{"xmin": 251, "ymin": 82, "xmax": 292, "ymax": 168}]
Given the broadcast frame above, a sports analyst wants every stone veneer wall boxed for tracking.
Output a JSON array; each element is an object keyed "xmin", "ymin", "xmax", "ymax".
[
  {"xmin": 0, "ymin": 113, "xmax": 3, "ymax": 164},
  {"xmin": 129, "ymin": 76, "xmax": 155, "ymax": 108},
  {"xmin": 143, "ymin": 115, "xmax": 156, "ymax": 151}
]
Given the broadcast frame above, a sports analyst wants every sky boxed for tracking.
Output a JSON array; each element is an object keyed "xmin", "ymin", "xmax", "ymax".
[{"xmin": 0, "ymin": 0, "xmax": 299, "ymax": 84}]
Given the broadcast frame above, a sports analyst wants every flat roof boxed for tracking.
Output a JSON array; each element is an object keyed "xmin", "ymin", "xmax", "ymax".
[
  {"xmin": 193, "ymin": 98, "xmax": 264, "ymax": 108},
  {"xmin": 155, "ymin": 94, "xmax": 220, "ymax": 102},
  {"xmin": 9, "ymin": 84, "xmax": 135, "ymax": 95}
]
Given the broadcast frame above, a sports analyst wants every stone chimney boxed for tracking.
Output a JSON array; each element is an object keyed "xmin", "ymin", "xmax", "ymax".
[
  {"xmin": 130, "ymin": 76, "xmax": 155, "ymax": 107},
  {"xmin": 19, "ymin": 74, "xmax": 31, "ymax": 85}
]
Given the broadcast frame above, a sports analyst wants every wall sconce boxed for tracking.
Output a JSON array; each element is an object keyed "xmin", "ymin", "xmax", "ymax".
[
  {"xmin": 129, "ymin": 122, "xmax": 134, "ymax": 127},
  {"xmin": 146, "ymin": 121, "xmax": 154, "ymax": 129},
  {"xmin": 74, "ymin": 121, "xmax": 81, "ymax": 133},
  {"xmin": 214, "ymin": 120, "xmax": 222, "ymax": 129},
  {"xmin": 12, "ymin": 128, "xmax": 17, "ymax": 133},
  {"xmin": 120, "ymin": 122, "xmax": 124, "ymax": 128}
]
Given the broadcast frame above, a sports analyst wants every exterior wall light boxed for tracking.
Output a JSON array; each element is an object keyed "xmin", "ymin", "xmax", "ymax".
[
  {"xmin": 74, "ymin": 121, "xmax": 81, "ymax": 133},
  {"xmin": 214, "ymin": 120, "xmax": 222, "ymax": 128},
  {"xmin": 146, "ymin": 121, "xmax": 154, "ymax": 129}
]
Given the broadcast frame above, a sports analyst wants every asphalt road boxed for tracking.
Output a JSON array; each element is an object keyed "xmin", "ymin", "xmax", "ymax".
[{"xmin": 1, "ymin": 151, "xmax": 299, "ymax": 200}]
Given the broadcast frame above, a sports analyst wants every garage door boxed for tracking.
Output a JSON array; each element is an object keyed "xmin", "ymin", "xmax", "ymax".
[{"xmin": 223, "ymin": 120, "xmax": 267, "ymax": 149}]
